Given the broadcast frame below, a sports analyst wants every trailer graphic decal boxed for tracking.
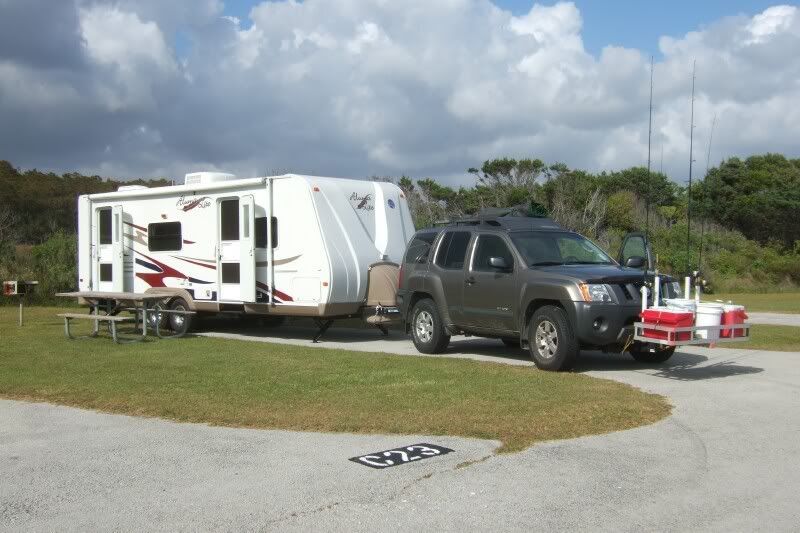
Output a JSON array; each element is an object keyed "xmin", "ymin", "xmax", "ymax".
[
  {"xmin": 256, "ymin": 281, "xmax": 294, "ymax": 302},
  {"xmin": 350, "ymin": 192, "xmax": 374, "ymax": 211},
  {"xmin": 134, "ymin": 252, "xmax": 194, "ymax": 288},
  {"xmin": 177, "ymin": 195, "xmax": 212, "ymax": 211},
  {"xmin": 174, "ymin": 256, "xmax": 217, "ymax": 270}
]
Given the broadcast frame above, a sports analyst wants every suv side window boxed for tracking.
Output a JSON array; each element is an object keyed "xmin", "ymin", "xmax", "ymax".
[
  {"xmin": 472, "ymin": 234, "xmax": 514, "ymax": 272},
  {"xmin": 404, "ymin": 232, "xmax": 437, "ymax": 264},
  {"xmin": 434, "ymin": 231, "xmax": 471, "ymax": 270}
]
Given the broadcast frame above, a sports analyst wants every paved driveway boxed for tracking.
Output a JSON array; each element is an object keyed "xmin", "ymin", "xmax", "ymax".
[{"xmin": 2, "ymin": 328, "xmax": 799, "ymax": 531}]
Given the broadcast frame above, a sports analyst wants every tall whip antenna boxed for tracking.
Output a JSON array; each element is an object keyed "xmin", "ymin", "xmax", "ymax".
[
  {"xmin": 699, "ymin": 113, "xmax": 717, "ymax": 268},
  {"xmin": 645, "ymin": 55, "xmax": 654, "ymax": 248},
  {"xmin": 686, "ymin": 60, "xmax": 696, "ymax": 275}
]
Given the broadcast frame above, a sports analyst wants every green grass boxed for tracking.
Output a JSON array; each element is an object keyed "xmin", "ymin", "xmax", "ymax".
[
  {"xmin": 733, "ymin": 325, "xmax": 800, "ymax": 352},
  {"xmin": 710, "ymin": 292, "xmax": 800, "ymax": 313},
  {"xmin": 0, "ymin": 307, "xmax": 670, "ymax": 453}
]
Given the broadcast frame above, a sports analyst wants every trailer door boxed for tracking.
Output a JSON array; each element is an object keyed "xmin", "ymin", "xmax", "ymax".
[
  {"xmin": 94, "ymin": 206, "xmax": 124, "ymax": 292},
  {"xmin": 217, "ymin": 196, "xmax": 256, "ymax": 302}
]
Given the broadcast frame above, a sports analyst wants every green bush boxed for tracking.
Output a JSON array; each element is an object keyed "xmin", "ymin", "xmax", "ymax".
[{"xmin": 30, "ymin": 231, "xmax": 78, "ymax": 303}]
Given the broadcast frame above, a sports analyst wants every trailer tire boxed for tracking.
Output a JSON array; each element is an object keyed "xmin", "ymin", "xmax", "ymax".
[
  {"xmin": 528, "ymin": 305, "xmax": 579, "ymax": 371},
  {"xmin": 629, "ymin": 342, "xmax": 675, "ymax": 363},
  {"xmin": 410, "ymin": 298, "xmax": 450, "ymax": 354},
  {"xmin": 168, "ymin": 298, "xmax": 193, "ymax": 335}
]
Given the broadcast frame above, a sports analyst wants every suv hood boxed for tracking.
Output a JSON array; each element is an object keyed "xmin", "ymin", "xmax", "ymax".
[{"xmin": 535, "ymin": 264, "xmax": 659, "ymax": 284}]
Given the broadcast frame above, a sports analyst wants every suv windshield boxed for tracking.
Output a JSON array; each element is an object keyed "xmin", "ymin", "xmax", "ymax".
[{"xmin": 510, "ymin": 231, "xmax": 614, "ymax": 266}]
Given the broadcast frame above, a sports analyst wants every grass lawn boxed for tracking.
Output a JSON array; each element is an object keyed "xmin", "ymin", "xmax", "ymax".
[
  {"xmin": 0, "ymin": 307, "xmax": 670, "ymax": 453},
  {"xmin": 733, "ymin": 325, "xmax": 800, "ymax": 352},
  {"xmin": 710, "ymin": 293, "xmax": 800, "ymax": 314}
]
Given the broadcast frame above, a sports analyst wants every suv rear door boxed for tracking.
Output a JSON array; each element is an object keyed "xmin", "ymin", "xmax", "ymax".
[
  {"xmin": 431, "ymin": 229, "xmax": 472, "ymax": 325},
  {"xmin": 461, "ymin": 233, "xmax": 517, "ymax": 332}
]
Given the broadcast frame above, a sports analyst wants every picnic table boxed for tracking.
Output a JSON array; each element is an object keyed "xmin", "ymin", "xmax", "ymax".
[{"xmin": 55, "ymin": 291, "xmax": 192, "ymax": 343}]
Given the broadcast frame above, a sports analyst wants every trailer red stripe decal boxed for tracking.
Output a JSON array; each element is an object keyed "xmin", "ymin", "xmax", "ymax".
[
  {"xmin": 134, "ymin": 251, "xmax": 189, "ymax": 288},
  {"xmin": 256, "ymin": 281, "xmax": 294, "ymax": 302}
]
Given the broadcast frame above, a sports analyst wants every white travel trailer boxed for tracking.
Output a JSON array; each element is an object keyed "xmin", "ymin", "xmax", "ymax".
[{"xmin": 77, "ymin": 172, "xmax": 415, "ymax": 335}]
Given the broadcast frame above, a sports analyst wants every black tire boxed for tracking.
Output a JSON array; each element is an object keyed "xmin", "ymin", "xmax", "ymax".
[
  {"xmin": 527, "ymin": 305, "xmax": 579, "ymax": 371},
  {"xmin": 629, "ymin": 342, "xmax": 675, "ymax": 363},
  {"xmin": 501, "ymin": 338, "xmax": 521, "ymax": 349},
  {"xmin": 168, "ymin": 298, "xmax": 193, "ymax": 335},
  {"xmin": 410, "ymin": 298, "xmax": 450, "ymax": 354}
]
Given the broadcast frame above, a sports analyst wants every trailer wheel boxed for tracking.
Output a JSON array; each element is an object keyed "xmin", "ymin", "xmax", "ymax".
[
  {"xmin": 168, "ymin": 298, "xmax": 193, "ymax": 335},
  {"xmin": 528, "ymin": 305, "xmax": 579, "ymax": 371},
  {"xmin": 629, "ymin": 342, "xmax": 675, "ymax": 363},
  {"xmin": 410, "ymin": 298, "xmax": 450, "ymax": 354},
  {"xmin": 145, "ymin": 304, "xmax": 168, "ymax": 332}
]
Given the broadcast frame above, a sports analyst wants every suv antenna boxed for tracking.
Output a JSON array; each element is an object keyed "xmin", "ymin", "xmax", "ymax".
[
  {"xmin": 645, "ymin": 55, "xmax": 654, "ymax": 257},
  {"xmin": 686, "ymin": 60, "xmax": 696, "ymax": 276}
]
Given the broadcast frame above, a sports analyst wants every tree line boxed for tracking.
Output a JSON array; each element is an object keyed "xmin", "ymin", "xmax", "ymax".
[{"xmin": 1, "ymin": 153, "xmax": 798, "ymax": 298}]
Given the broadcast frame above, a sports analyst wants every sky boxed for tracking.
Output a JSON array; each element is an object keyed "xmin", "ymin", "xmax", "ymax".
[{"xmin": 1, "ymin": 0, "xmax": 798, "ymax": 186}]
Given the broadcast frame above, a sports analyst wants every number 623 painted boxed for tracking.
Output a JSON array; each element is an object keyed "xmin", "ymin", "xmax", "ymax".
[{"xmin": 349, "ymin": 443, "xmax": 454, "ymax": 469}]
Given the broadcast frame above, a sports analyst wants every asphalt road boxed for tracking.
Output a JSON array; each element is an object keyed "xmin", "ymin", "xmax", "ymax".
[
  {"xmin": 746, "ymin": 312, "xmax": 800, "ymax": 327},
  {"xmin": 2, "ymin": 328, "xmax": 799, "ymax": 531}
]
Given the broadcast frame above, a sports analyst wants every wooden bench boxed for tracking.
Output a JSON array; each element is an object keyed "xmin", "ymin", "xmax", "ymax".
[{"xmin": 58, "ymin": 313, "xmax": 141, "ymax": 344}]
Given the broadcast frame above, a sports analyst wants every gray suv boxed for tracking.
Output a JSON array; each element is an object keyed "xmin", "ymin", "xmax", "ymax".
[{"xmin": 397, "ymin": 214, "xmax": 677, "ymax": 371}]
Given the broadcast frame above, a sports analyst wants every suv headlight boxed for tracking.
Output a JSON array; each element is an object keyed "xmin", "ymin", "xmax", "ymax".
[{"xmin": 579, "ymin": 283, "xmax": 614, "ymax": 303}]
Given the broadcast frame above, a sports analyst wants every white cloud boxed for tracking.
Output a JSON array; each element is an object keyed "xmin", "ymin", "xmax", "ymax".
[{"xmin": 0, "ymin": 1, "xmax": 799, "ymax": 184}]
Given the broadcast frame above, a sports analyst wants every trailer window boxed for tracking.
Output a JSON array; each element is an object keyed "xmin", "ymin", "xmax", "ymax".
[
  {"xmin": 98, "ymin": 209, "xmax": 112, "ymax": 245},
  {"xmin": 99, "ymin": 263, "xmax": 112, "ymax": 282},
  {"xmin": 220, "ymin": 199, "xmax": 239, "ymax": 241},
  {"xmin": 148, "ymin": 222, "xmax": 182, "ymax": 252},
  {"xmin": 255, "ymin": 217, "xmax": 278, "ymax": 248},
  {"xmin": 221, "ymin": 263, "xmax": 240, "ymax": 283}
]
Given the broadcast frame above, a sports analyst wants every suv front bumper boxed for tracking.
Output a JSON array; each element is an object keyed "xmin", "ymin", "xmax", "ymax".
[{"xmin": 569, "ymin": 301, "xmax": 641, "ymax": 347}]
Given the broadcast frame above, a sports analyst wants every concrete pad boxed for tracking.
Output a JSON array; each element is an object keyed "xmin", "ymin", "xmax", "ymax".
[{"xmin": 746, "ymin": 312, "xmax": 800, "ymax": 327}]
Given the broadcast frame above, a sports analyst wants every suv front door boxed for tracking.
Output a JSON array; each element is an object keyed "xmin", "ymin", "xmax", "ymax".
[{"xmin": 462, "ymin": 233, "xmax": 517, "ymax": 332}]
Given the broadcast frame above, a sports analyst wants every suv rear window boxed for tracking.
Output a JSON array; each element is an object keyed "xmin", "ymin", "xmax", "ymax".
[
  {"xmin": 435, "ymin": 231, "xmax": 471, "ymax": 270},
  {"xmin": 404, "ymin": 232, "xmax": 437, "ymax": 264}
]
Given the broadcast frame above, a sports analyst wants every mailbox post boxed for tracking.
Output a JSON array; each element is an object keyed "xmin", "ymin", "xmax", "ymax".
[{"xmin": 3, "ymin": 281, "xmax": 38, "ymax": 326}]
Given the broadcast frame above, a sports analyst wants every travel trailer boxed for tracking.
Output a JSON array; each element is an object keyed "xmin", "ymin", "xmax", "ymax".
[{"xmin": 76, "ymin": 172, "xmax": 415, "ymax": 335}]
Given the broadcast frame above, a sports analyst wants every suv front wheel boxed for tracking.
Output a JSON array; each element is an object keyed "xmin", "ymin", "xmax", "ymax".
[
  {"xmin": 410, "ymin": 298, "xmax": 450, "ymax": 354},
  {"xmin": 528, "ymin": 305, "xmax": 579, "ymax": 371}
]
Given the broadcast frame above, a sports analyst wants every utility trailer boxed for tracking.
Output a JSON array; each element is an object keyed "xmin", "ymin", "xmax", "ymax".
[{"xmin": 76, "ymin": 172, "xmax": 415, "ymax": 337}]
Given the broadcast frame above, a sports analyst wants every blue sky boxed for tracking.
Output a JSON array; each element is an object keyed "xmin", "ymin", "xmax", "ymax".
[{"xmin": 221, "ymin": 0, "xmax": 784, "ymax": 55}]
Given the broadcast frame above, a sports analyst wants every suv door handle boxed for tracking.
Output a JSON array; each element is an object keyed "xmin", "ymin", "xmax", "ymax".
[{"xmin": 465, "ymin": 277, "xmax": 476, "ymax": 285}]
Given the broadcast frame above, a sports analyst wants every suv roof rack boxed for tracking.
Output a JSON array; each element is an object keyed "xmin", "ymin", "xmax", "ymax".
[{"xmin": 440, "ymin": 205, "xmax": 564, "ymax": 231}]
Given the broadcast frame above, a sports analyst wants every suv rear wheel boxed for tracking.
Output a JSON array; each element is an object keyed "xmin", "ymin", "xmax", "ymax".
[
  {"xmin": 528, "ymin": 305, "xmax": 579, "ymax": 371},
  {"xmin": 410, "ymin": 298, "xmax": 450, "ymax": 354}
]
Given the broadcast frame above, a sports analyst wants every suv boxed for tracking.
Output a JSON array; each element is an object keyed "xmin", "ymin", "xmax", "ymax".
[{"xmin": 397, "ymin": 214, "xmax": 678, "ymax": 371}]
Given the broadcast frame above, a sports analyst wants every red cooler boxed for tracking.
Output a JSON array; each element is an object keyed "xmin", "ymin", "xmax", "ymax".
[
  {"xmin": 721, "ymin": 305, "xmax": 747, "ymax": 338},
  {"xmin": 641, "ymin": 308, "xmax": 694, "ymax": 342}
]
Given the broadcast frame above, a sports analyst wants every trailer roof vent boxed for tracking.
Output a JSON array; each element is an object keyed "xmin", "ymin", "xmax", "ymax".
[
  {"xmin": 184, "ymin": 172, "xmax": 237, "ymax": 185},
  {"xmin": 117, "ymin": 185, "xmax": 148, "ymax": 192}
]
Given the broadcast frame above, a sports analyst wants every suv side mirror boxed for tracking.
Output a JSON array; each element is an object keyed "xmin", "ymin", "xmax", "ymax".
[
  {"xmin": 489, "ymin": 256, "xmax": 510, "ymax": 270},
  {"xmin": 625, "ymin": 255, "xmax": 645, "ymax": 269}
]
